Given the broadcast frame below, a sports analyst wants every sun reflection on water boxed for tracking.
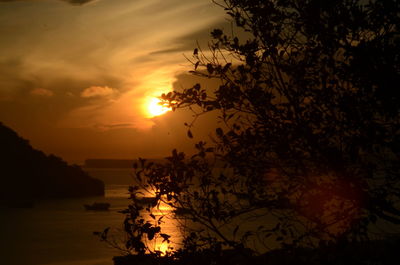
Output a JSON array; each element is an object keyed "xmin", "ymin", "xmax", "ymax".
[{"xmin": 144, "ymin": 201, "xmax": 183, "ymax": 255}]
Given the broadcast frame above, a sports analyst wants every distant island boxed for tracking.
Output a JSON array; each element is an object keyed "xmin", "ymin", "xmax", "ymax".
[
  {"xmin": 84, "ymin": 158, "xmax": 165, "ymax": 168},
  {"xmin": 0, "ymin": 122, "xmax": 104, "ymax": 200}
]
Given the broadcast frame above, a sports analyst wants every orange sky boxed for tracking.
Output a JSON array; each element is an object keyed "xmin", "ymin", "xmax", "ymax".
[{"xmin": 0, "ymin": 0, "xmax": 228, "ymax": 163}]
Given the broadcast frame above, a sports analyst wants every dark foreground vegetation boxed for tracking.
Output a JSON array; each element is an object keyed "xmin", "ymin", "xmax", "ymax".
[
  {"xmin": 0, "ymin": 122, "xmax": 104, "ymax": 201},
  {"xmin": 113, "ymin": 236, "xmax": 400, "ymax": 265},
  {"xmin": 99, "ymin": 0, "xmax": 400, "ymax": 264}
]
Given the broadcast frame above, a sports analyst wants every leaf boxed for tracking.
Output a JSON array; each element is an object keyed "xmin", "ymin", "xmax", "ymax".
[
  {"xmin": 222, "ymin": 63, "xmax": 232, "ymax": 73},
  {"xmin": 211, "ymin": 29, "xmax": 223, "ymax": 38},
  {"xmin": 206, "ymin": 63, "xmax": 214, "ymax": 74},
  {"xmin": 188, "ymin": 130, "xmax": 193, "ymax": 138},
  {"xmin": 233, "ymin": 225, "xmax": 239, "ymax": 237},
  {"xmin": 101, "ymin": 227, "xmax": 110, "ymax": 240},
  {"xmin": 147, "ymin": 231, "xmax": 155, "ymax": 240},
  {"xmin": 216, "ymin": 127, "xmax": 223, "ymax": 136},
  {"xmin": 160, "ymin": 233, "xmax": 171, "ymax": 242}
]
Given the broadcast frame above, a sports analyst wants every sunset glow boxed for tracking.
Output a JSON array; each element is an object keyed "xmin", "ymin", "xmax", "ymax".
[
  {"xmin": 0, "ymin": 0, "xmax": 224, "ymax": 162},
  {"xmin": 146, "ymin": 97, "xmax": 171, "ymax": 118}
]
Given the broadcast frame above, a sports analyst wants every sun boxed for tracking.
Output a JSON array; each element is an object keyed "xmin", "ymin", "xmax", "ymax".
[{"xmin": 146, "ymin": 97, "xmax": 171, "ymax": 117}]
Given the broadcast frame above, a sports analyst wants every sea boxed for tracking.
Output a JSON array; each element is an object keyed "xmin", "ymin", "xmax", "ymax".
[
  {"xmin": 0, "ymin": 168, "xmax": 182, "ymax": 265},
  {"xmin": 2, "ymin": 168, "xmax": 399, "ymax": 265}
]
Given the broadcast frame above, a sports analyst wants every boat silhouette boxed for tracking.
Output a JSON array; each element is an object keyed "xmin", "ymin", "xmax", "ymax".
[{"xmin": 84, "ymin": 202, "xmax": 110, "ymax": 211}]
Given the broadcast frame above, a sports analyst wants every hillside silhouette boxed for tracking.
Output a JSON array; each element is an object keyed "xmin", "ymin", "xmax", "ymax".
[{"xmin": 0, "ymin": 122, "xmax": 104, "ymax": 200}]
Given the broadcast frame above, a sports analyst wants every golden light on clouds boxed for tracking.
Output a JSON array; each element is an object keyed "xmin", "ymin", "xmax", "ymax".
[
  {"xmin": 0, "ymin": 0, "xmax": 226, "ymax": 162},
  {"xmin": 146, "ymin": 97, "xmax": 171, "ymax": 118},
  {"xmin": 30, "ymin": 88, "xmax": 54, "ymax": 97},
  {"xmin": 139, "ymin": 70, "xmax": 175, "ymax": 120},
  {"xmin": 80, "ymin": 86, "xmax": 116, "ymax": 98}
]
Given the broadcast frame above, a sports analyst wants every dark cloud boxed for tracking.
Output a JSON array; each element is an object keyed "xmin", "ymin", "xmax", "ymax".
[
  {"xmin": 149, "ymin": 47, "xmax": 187, "ymax": 56},
  {"xmin": 94, "ymin": 123, "xmax": 134, "ymax": 130},
  {"xmin": 61, "ymin": 0, "xmax": 96, "ymax": 5},
  {"xmin": 0, "ymin": 0, "xmax": 96, "ymax": 5}
]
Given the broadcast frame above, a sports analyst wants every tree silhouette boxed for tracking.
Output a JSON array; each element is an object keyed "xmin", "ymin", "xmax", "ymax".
[{"xmin": 117, "ymin": 0, "xmax": 400, "ymax": 258}]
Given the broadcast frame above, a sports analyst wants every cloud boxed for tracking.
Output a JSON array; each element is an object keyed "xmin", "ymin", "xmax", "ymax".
[
  {"xmin": 61, "ymin": 0, "xmax": 96, "ymax": 5},
  {"xmin": 149, "ymin": 47, "xmax": 187, "ymax": 56},
  {"xmin": 146, "ymin": 19, "xmax": 245, "ymax": 57},
  {"xmin": 80, "ymin": 86, "xmax": 116, "ymax": 98},
  {"xmin": 93, "ymin": 123, "xmax": 134, "ymax": 130},
  {"xmin": 30, "ymin": 88, "xmax": 54, "ymax": 97},
  {"xmin": 0, "ymin": 0, "xmax": 96, "ymax": 5},
  {"xmin": 0, "ymin": 0, "xmax": 229, "ymax": 162}
]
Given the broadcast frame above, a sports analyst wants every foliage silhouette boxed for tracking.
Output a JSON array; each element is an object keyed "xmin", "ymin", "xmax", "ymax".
[{"xmin": 110, "ymin": 0, "xmax": 400, "ymax": 261}]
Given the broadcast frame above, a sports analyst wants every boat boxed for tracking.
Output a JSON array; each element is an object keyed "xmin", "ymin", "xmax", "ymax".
[{"xmin": 84, "ymin": 202, "xmax": 110, "ymax": 211}]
